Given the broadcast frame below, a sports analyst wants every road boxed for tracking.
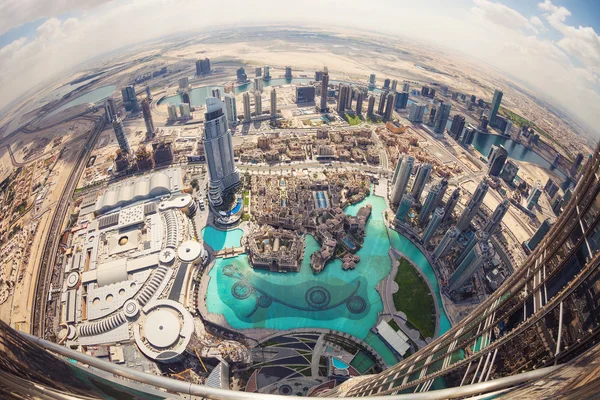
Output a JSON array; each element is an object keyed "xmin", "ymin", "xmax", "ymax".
[{"xmin": 32, "ymin": 115, "xmax": 106, "ymax": 337}]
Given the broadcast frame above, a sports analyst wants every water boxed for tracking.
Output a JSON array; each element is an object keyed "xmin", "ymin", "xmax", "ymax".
[
  {"xmin": 205, "ymin": 193, "xmax": 451, "ymax": 364},
  {"xmin": 158, "ymin": 85, "xmax": 225, "ymax": 107},
  {"xmin": 45, "ymin": 85, "xmax": 116, "ymax": 118},
  {"xmin": 471, "ymin": 132, "xmax": 567, "ymax": 181},
  {"xmin": 201, "ymin": 226, "xmax": 243, "ymax": 250},
  {"xmin": 332, "ymin": 357, "xmax": 348, "ymax": 369}
]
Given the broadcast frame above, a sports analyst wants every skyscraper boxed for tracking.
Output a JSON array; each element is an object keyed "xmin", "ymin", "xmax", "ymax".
[
  {"xmin": 377, "ymin": 91, "xmax": 387, "ymax": 115},
  {"xmin": 243, "ymin": 92, "xmax": 251, "ymax": 122},
  {"xmin": 263, "ymin": 66, "xmax": 271, "ymax": 80},
  {"xmin": 504, "ymin": 119, "xmax": 513, "ymax": 136},
  {"xmin": 391, "ymin": 80, "xmax": 398, "ymax": 91},
  {"xmin": 355, "ymin": 91, "xmax": 363, "ymax": 115},
  {"xmin": 456, "ymin": 229, "xmax": 490, "ymax": 267},
  {"xmin": 570, "ymin": 152, "xmax": 584, "ymax": 177},
  {"xmin": 432, "ymin": 178, "xmax": 449, "ymax": 211},
  {"xmin": 367, "ymin": 95, "xmax": 376, "ymax": 115},
  {"xmin": 433, "ymin": 226, "xmax": 460, "ymax": 260},
  {"xmin": 178, "ymin": 77, "xmax": 189, "ymax": 91},
  {"xmin": 408, "ymin": 103, "xmax": 426, "ymax": 122},
  {"xmin": 253, "ymin": 77, "xmax": 263, "ymax": 93},
  {"xmin": 141, "ymin": 98, "xmax": 155, "ymax": 140},
  {"xmin": 395, "ymin": 91, "xmax": 409, "ymax": 109},
  {"xmin": 104, "ymin": 98, "xmax": 117, "ymax": 122},
  {"xmin": 448, "ymin": 240, "xmax": 495, "ymax": 292},
  {"xmin": 121, "ymin": 85, "xmax": 139, "ymax": 112},
  {"xmin": 236, "ymin": 67, "xmax": 247, "ymax": 82},
  {"xmin": 270, "ymin": 89, "xmax": 277, "ymax": 118},
  {"xmin": 337, "ymin": 85, "xmax": 348, "ymax": 113},
  {"xmin": 422, "ymin": 207, "xmax": 444, "ymax": 245},
  {"xmin": 484, "ymin": 199, "xmax": 510, "ymax": 235},
  {"xmin": 195, "ymin": 58, "xmax": 210, "ymax": 75},
  {"xmin": 145, "ymin": 86, "xmax": 152, "ymax": 101},
  {"xmin": 526, "ymin": 218, "xmax": 553, "ymax": 251},
  {"xmin": 383, "ymin": 93, "xmax": 395, "ymax": 121},
  {"xmin": 427, "ymin": 106, "xmax": 436, "ymax": 125},
  {"xmin": 489, "ymin": 89, "xmax": 503, "ymax": 127},
  {"xmin": 411, "ymin": 163, "xmax": 432, "ymax": 202},
  {"xmin": 461, "ymin": 125, "xmax": 476, "ymax": 147},
  {"xmin": 224, "ymin": 93, "xmax": 237, "ymax": 125},
  {"xmin": 501, "ymin": 160, "xmax": 519, "ymax": 183},
  {"xmin": 320, "ymin": 68, "xmax": 329, "ymax": 112},
  {"xmin": 368, "ymin": 73, "xmax": 376, "ymax": 88},
  {"xmin": 419, "ymin": 181, "xmax": 443, "ymax": 226},
  {"xmin": 402, "ymin": 82, "xmax": 410, "ymax": 92},
  {"xmin": 255, "ymin": 67, "xmax": 262, "ymax": 77},
  {"xmin": 383, "ymin": 78, "xmax": 391, "ymax": 89},
  {"xmin": 203, "ymin": 97, "xmax": 240, "ymax": 206},
  {"xmin": 391, "ymin": 156, "xmax": 415, "ymax": 204},
  {"xmin": 433, "ymin": 102, "xmax": 451, "ymax": 134},
  {"xmin": 167, "ymin": 104, "xmax": 178, "ymax": 121},
  {"xmin": 254, "ymin": 91, "xmax": 262, "ymax": 116},
  {"xmin": 395, "ymin": 194, "xmax": 413, "ymax": 222},
  {"xmin": 112, "ymin": 119, "xmax": 130, "ymax": 153},
  {"xmin": 527, "ymin": 186, "xmax": 542, "ymax": 210},
  {"xmin": 443, "ymin": 187, "xmax": 460, "ymax": 223},
  {"xmin": 285, "ymin": 66, "xmax": 292, "ymax": 78},
  {"xmin": 488, "ymin": 145, "xmax": 508, "ymax": 177},
  {"xmin": 450, "ymin": 114, "xmax": 465, "ymax": 139},
  {"xmin": 179, "ymin": 103, "xmax": 191, "ymax": 119},
  {"xmin": 456, "ymin": 180, "xmax": 489, "ymax": 231}
]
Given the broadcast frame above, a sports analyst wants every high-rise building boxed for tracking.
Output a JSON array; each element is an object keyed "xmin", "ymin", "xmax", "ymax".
[
  {"xmin": 253, "ymin": 77, "xmax": 263, "ymax": 93},
  {"xmin": 263, "ymin": 66, "xmax": 271, "ymax": 80},
  {"xmin": 377, "ymin": 91, "xmax": 387, "ymax": 115},
  {"xmin": 167, "ymin": 104, "xmax": 178, "ymax": 121},
  {"xmin": 383, "ymin": 93, "xmax": 395, "ymax": 121},
  {"xmin": 504, "ymin": 120, "xmax": 513, "ymax": 136},
  {"xmin": 484, "ymin": 200, "xmax": 510, "ymax": 235},
  {"xmin": 104, "ymin": 98, "xmax": 118, "ymax": 122},
  {"xmin": 419, "ymin": 183, "xmax": 440, "ymax": 226},
  {"xmin": 337, "ymin": 85, "xmax": 348, "ymax": 113},
  {"xmin": 544, "ymin": 178, "xmax": 559, "ymax": 199},
  {"xmin": 255, "ymin": 67, "xmax": 262, "ymax": 77},
  {"xmin": 461, "ymin": 125, "xmax": 476, "ymax": 147},
  {"xmin": 411, "ymin": 163, "xmax": 432, "ymax": 202},
  {"xmin": 421, "ymin": 86, "xmax": 430, "ymax": 97},
  {"xmin": 450, "ymin": 114, "xmax": 465, "ymax": 139},
  {"xmin": 236, "ymin": 67, "xmax": 247, "ymax": 82},
  {"xmin": 402, "ymin": 82, "xmax": 410, "ymax": 92},
  {"xmin": 355, "ymin": 92, "xmax": 363, "ymax": 115},
  {"xmin": 501, "ymin": 160, "xmax": 519, "ymax": 183},
  {"xmin": 367, "ymin": 95, "xmax": 376, "ymax": 115},
  {"xmin": 526, "ymin": 218, "xmax": 553, "ymax": 251},
  {"xmin": 296, "ymin": 86, "xmax": 315, "ymax": 103},
  {"xmin": 391, "ymin": 80, "xmax": 398, "ymax": 91},
  {"xmin": 432, "ymin": 178, "xmax": 449, "ymax": 212},
  {"xmin": 383, "ymin": 78, "xmax": 391, "ymax": 89},
  {"xmin": 427, "ymin": 106, "xmax": 437, "ymax": 125},
  {"xmin": 254, "ymin": 91, "xmax": 262, "ymax": 116},
  {"xmin": 456, "ymin": 180, "xmax": 489, "ymax": 231},
  {"xmin": 182, "ymin": 91, "xmax": 191, "ymax": 106},
  {"xmin": 479, "ymin": 115, "xmax": 489, "ymax": 131},
  {"xmin": 443, "ymin": 187, "xmax": 460, "ymax": 223},
  {"xmin": 422, "ymin": 207, "xmax": 444, "ymax": 245},
  {"xmin": 270, "ymin": 89, "xmax": 277, "ymax": 118},
  {"xmin": 178, "ymin": 77, "xmax": 189, "ymax": 91},
  {"xmin": 320, "ymin": 68, "xmax": 329, "ymax": 112},
  {"xmin": 203, "ymin": 97, "xmax": 240, "ymax": 206},
  {"xmin": 224, "ymin": 93, "xmax": 237, "ymax": 126},
  {"xmin": 488, "ymin": 145, "xmax": 508, "ymax": 177},
  {"xmin": 394, "ymin": 91, "xmax": 409, "ymax": 109},
  {"xmin": 145, "ymin": 86, "xmax": 152, "ymax": 101},
  {"xmin": 121, "ymin": 85, "xmax": 139, "ymax": 112},
  {"xmin": 285, "ymin": 66, "xmax": 292, "ymax": 78},
  {"xmin": 212, "ymin": 88, "xmax": 221, "ymax": 100},
  {"xmin": 448, "ymin": 240, "xmax": 495, "ymax": 292},
  {"xmin": 570, "ymin": 153, "xmax": 584, "ymax": 177},
  {"xmin": 408, "ymin": 103, "xmax": 426, "ymax": 123},
  {"xmin": 527, "ymin": 186, "xmax": 542, "ymax": 210},
  {"xmin": 243, "ymin": 92, "xmax": 251, "ymax": 122},
  {"xmin": 489, "ymin": 89, "xmax": 503, "ymax": 127},
  {"xmin": 456, "ymin": 229, "xmax": 489, "ymax": 267},
  {"xmin": 368, "ymin": 73, "xmax": 376, "ymax": 88},
  {"xmin": 395, "ymin": 194, "xmax": 413, "ymax": 222},
  {"xmin": 141, "ymin": 98, "xmax": 155, "ymax": 140},
  {"xmin": 195, "ymin": 58, "xmax": 210, "ymax": 75},
  {"xmin": 345, "ymin": 86, "xmax": 353, "ymax": 110},
  {"xmin": 433, "ymin": 102, "xmax": 451, "ymax": 134},
  {"xmin": 112, "ymin": 119, "xmax": 130, "ymax": 153},
  {"xmin": 179, "ymin": 103, "xmax": 191, "ymax": 119},
  {"xmin": 391, "ymin": 156, "xmax": 415, "ymax": 204},
  {"xmin": 433, "ymin": 226, "xmax": 460, "ymax": 260},
  {"xmin": 314, "ymin": 70, "xmax": 323, "ymax": 81}
]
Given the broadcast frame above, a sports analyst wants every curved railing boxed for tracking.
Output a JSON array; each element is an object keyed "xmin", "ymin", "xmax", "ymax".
[{"xmin": 18, "ymin": 331, "xmax": 559, "ymax": 400}]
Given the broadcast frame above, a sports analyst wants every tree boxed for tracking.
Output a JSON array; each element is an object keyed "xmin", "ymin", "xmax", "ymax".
[{"xmin": 190, "ymin": 179, "xmax": 199, "ymax": 190}]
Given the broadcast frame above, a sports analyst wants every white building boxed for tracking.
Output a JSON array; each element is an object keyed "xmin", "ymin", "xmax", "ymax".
[{"xmin": 224, "ymin": 94, "xmax": 237, "ymax": 126}]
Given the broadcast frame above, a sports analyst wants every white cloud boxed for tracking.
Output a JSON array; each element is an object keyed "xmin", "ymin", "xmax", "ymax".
[
  {"xmin": 472, "ymin": 0, "xmax": 540, "ymax": 33},
  {"xmin": 529, "ymin": 16, "xmax": 545, "ymax": 31}
]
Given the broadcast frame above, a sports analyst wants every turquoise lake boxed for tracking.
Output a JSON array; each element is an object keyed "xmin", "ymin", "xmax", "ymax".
[{"xmin": 45, "ymin": 85, "xmax": 116, "ymax": 118}]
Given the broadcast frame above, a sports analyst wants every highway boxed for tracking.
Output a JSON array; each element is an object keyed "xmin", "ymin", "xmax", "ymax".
[{"xmin": 32, "ymin": 115, "xmax": 106, "ymax": 337}]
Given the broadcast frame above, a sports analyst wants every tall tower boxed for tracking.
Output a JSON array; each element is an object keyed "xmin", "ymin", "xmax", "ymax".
[
  {"xmin": 411, "ymin": 163, "xmax": 432, "ymax": 202},
  {"xmin": 488, "ymin": 145, "xmax": 508, "ymax": 177},
  {"xmin": 443, "ymin": 187, "xmax": 460, "ymax": 223},
  {"xmin": 270, "ymin": 89, "xmax": 277, "ymax": 118},
  {"xmin": 285, "ymin": 66, "xmax": 292, "ymax": 79},
  {"xmin": 432, "ymin": 178, "xmax": 448, "ymax": 211},
  {"xmin": 450, "ymin": 114, "xmax": 465, "ymax": 139},
  {"xmin": 456, "ymin": 229, "xmax": 489, "ymax": 266},
  {"xmin": 320, "ymin": 68, "xmax": 329, "ymax": 112},
  {"xmin": 456, "ymin": 180, "xmax": 489, "ymax": 231},
  {"xmin": 526, "ymin": 218, "xmax": 553, "ymax": 251},
  {"xmin": 368, "ymin": 73, "xmax": 376, "ymax": 88},
  {"xmin": 395, "ymin": 194, "xmax": 413, "ymax": 222},
  {"xmin": 104, "ymin": 98, "xmax": 117, "ymax": 122},
  {"xmin": 489, "ymin": 89, "xmax": 503, "ymax": 126},
  {"xmin": 243, "ymin": 92, "xmax": 251, "ymax": 122},
  {"xmin": 337, "ymin": 85, "xmax": 347, "ymax": 113},
  {"xmin": 367, "ymin": 95, "xmax": 376, "ymax": 115},
  {"xmin": 433, "ymin": 226, "xmax": 460, "ymax": 260},
  {"xmin": 254, "ymin": 91, "xmax": 262, "ymax": 116},
  {"xmin": 112, "ymin": 119, "xmax": 130, "ymax": 153},
  {"xmin": 408, "ymin": 103, "xmax": 425, "ymax": 122},
  {"xmin": 383, "ymin": 92, "xmax": 395, "ymax": 121},
  {"xmin": 203, "ymin": 97, "xmax": 240, "ymax": 206},
  {"xmin": 355, "ymin": 92, "xmax": 363, "ymax": 115},
  {"xmin": 141, "ymin": 98, "xmax": 155, "ymax": 140},
  {"xmin": 419, "ymin": 181, "xmax": 440, "ymax": 226},
  {"xmin": 224, "ymin": 93, "xmax": 237, "ymax": 125},
  {"xmin": 377, "ymin": 91, "xmax": 387, "ymax": 115},
  {"xmin": 391, "ymin": 156, "xmax": 414, "ymax": 204},
  {"xmin": 448, "ymin": 240, "xmax": 495, "ymax": 292},
  {"xmin": 433, "ymin": 102, "xmax": 451, "ymax": 134},
  {"xmin": 570, "ymin": 153, "xmax": 584, "ymax": 177},
  {"xmin": 391, "ymin": 79, "xmax": 398, "ymax": 91},
  {"xmin": 145, "ymin": 86, "xmax": 152, "ymax": 101},
  {"xmin": 422, "ymin": 207, "xmax": 444, "ymax": 245},
  {"xmin": 483, "ymin": 200, "xmax": 510, "ymax": 235},
  {"xmin": 383, "ymin": 78, "xmax": 391, "ymax": 90}
]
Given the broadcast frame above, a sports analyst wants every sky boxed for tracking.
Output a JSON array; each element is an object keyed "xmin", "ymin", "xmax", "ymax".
[{"xmin": 0, "ymin": 0, "xmax": 599, "ymax": 134}]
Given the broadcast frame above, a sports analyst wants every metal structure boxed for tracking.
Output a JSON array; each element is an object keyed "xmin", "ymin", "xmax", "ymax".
[{"xmin": 326, "ymin": 143, "xmax": 600, "ymax": 397}]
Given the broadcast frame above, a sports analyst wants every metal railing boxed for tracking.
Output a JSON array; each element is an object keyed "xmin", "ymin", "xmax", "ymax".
[{"xmin": 19, "ymin": 331, "xmax": 560, "ymax": 400}]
